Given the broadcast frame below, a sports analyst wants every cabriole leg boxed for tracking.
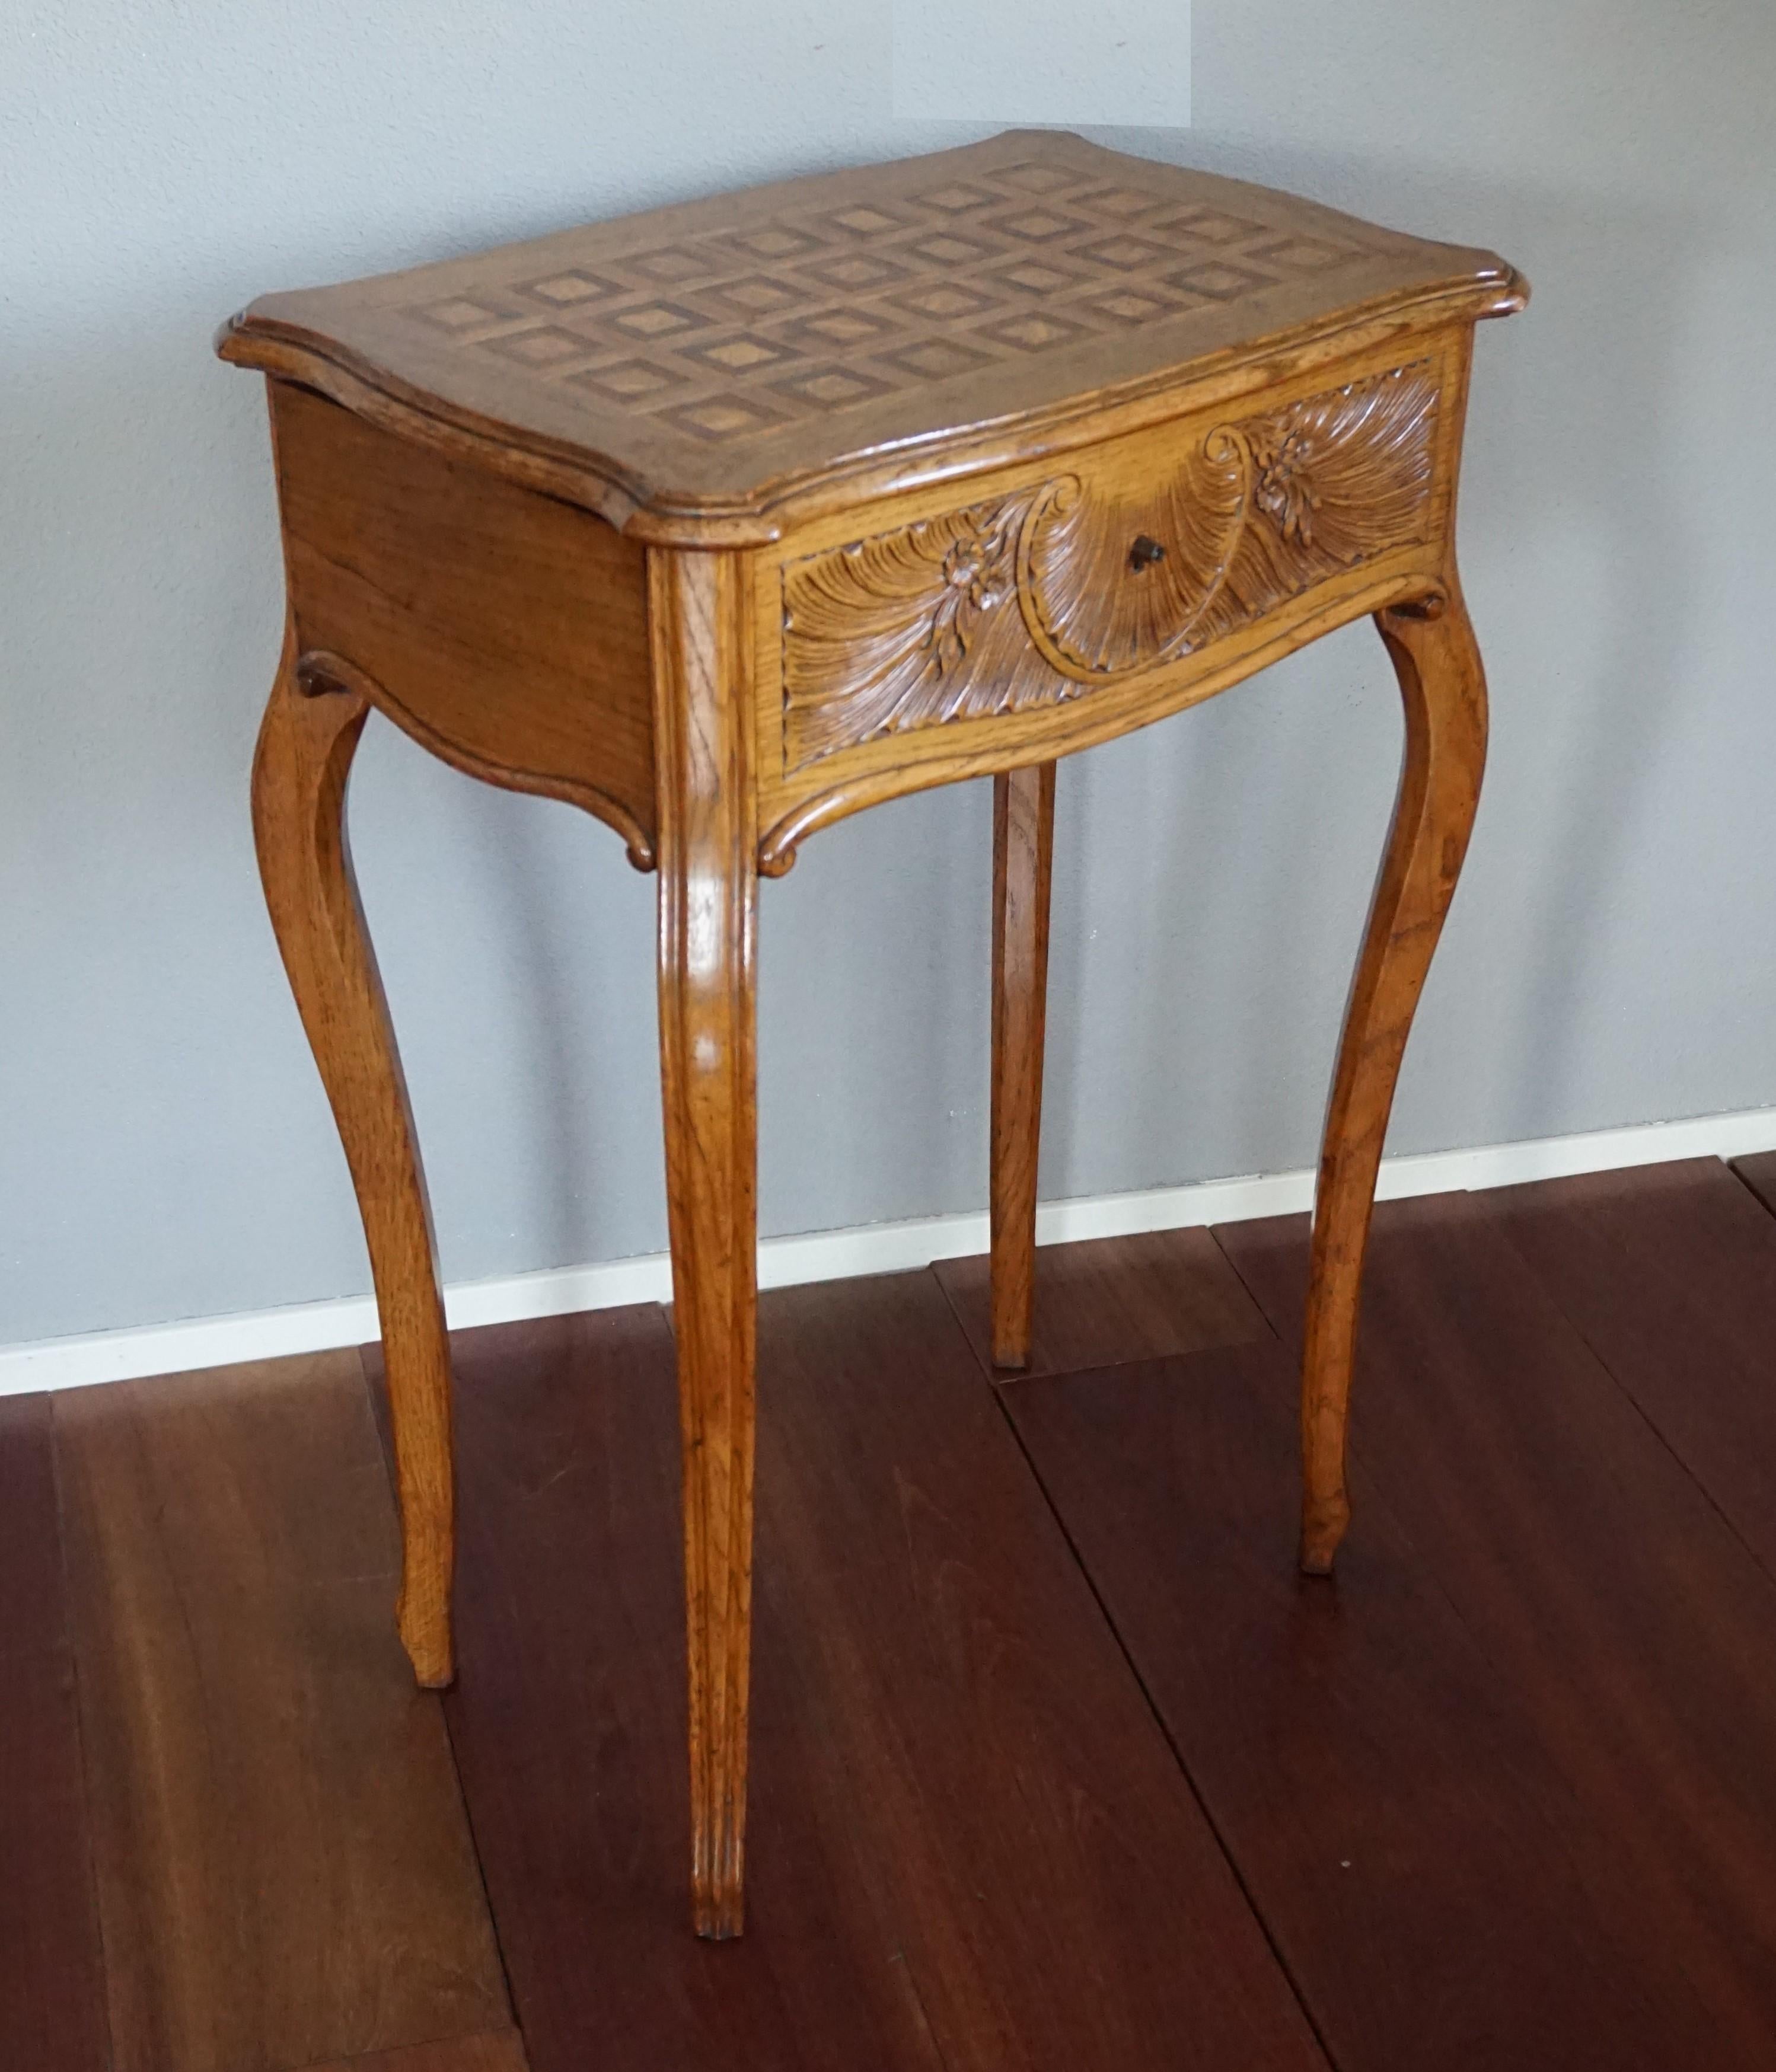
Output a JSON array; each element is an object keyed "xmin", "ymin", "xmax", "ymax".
[
  {"xmin": 251, "ymin": 627, "xmax": 456, "ymax": 1685},
  {"xmin": 1300, "ymin": 580, "xmax": 1489, "ymax": 1574}
]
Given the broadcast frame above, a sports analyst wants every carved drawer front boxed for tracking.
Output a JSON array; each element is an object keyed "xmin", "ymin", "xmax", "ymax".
[{"xmin": 780, "ymin": 357, "xmax": 1443, "ymax": 771}]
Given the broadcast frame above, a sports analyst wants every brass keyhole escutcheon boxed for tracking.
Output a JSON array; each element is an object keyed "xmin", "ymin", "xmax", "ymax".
[{"xmin": 1128, "ymin": 534, "xmax": 1166, "ymax": 572}]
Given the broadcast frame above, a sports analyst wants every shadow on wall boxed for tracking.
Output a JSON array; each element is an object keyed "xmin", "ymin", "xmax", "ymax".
[{"xmin": 1037, "ymin": 158, "xmax": 1717, "ymax": 1195}]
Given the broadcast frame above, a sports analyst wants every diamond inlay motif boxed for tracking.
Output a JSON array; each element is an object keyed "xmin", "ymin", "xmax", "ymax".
[
  {"xmin": 484, "ymin": 325, "xmax": 592, "ymax": 367},
  {"xmin": 773, "ymin": 365, "xmax": 894, "ymax": 408},
  {"xmin": 783, "ymin": 307, "xmax": 903, "ymax": 349},
  {"xmin": 626, "ymin": 245, "xmax": 710, "ymax": 284},
  {"xmin": 996, "ymin": 162, "xmax": 1079, "ymax": 194},
  {"xmin": 1247, "ymin": 235, "xmax": 1352, "ymax": 271},
  {"xmin": 722, "ymin": 225, "xmax": 825, "ymax": 261},
  {"xmin": 914, "ymin": 182, "xmax": 996, "ymax": 212},
  {"xmin": 991, "ymin": 257, "xmax": 1084, "ymax": 296},
  {"xmin": 800, "ymin": 253, "xmax": 913, "ymax": 293},
  {"xmin": 815, "ymin": 203, "xmax": 913, "ymax": 238},
  {"xmin": 662, "ymin": 396, "xmax": 789, "ymax": 441},
  {"xmin": 1073, "ymin": 185, "xmax": 1164, "ymax": 219},
  {"xmin": 1169, "ymin": 261, "xmax": 1274, "ymax": 301},
  {"xmin": 888, "ymin": 281, "xmax": 1003, "ymax": 323},
  {"xmin": 392, "ymin": 145, "xmax": 1376, "ymax": 444},
  {"xmin": 682, "ymin": 333, "xmax": 799, "ymax": 374},
  {"xmin": 568, "ymin": 359, "xmax": 690, "ymax": 403},
  {"xmin": 704, "ymin": 275, "xmax": 807, "ymax": 318},
  {"xmin": 519, "ymin": 270, "xmax": 623, "ymax": 307},
  {"xmin": 876, "ymin": 339, "xmax": 995, "ymax": 381},
  {"xmin": 410, "ymin": 296, "xmax": 506, "ymax": 332},
  {"xmin": 976, "ymin": 313, "xmax": 1090, "ymax": 353},
  {"xmin": 1081, "ymin": 287, "xmax": 1184, "ymax": 327},
  {"xmin": 611, "ymin": 301, "xmax": 708, "ymax": 339},
  {"xmin": 908, "ymin": 232, "xmax": 1000, "ymax": 268},
  {"xmin": 1076, "ymin": 235, "xmax": 1177, "ymax": 273},
  {"xmin": 991, "ymin": 208, "xmax": 1088, "ymax": 243}
]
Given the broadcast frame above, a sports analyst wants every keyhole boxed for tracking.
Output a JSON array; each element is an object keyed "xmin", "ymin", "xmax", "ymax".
[{"xmin": 1129, "ymin": 534, "xmax": 1166, "ymax": 571}]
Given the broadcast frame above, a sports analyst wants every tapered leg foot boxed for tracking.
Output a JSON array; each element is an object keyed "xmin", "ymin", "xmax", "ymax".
[
  {"xmin": 651, "ymin": 550, "xmax": 758, "ymax": 1939},
  {"xmin": 989, "ymin": 764, "xmax": 1057, "ymax": 1372},
  {"xmin": 251, "ymin": 629, "xmax": 456, "ymax": 1685},
  {"xmin": 1300, "ymin": 583, "xmax": 1488, "ymax": 1575},
  {"xmin": 1299, "ymin": 1495, "xmax": 1350, "ymax": 1578}
]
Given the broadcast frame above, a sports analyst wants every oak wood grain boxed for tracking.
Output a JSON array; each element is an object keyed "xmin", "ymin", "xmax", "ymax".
[
  {"xmin": 54, "ymin": 1355, "xmax": 508, "ymax": 2072},
  {"xmin": 223, "ymin": 132, "xmax": 1523, "ymax": 1937},
  {"xmin": 1220, "ymin": 1196, "xmax": 1776, "ymax": 2064},
  {"xmin": 252, "ymin": 627, "xmax": 455, "ymax": 1685},
  {"xmin": 940, "ymin": 1224, "xmax": 1267, "ymax": 1380},
  {"xmin": 273, "ymin": 379, "xmax": 655, "ymax": 866},
  {"xmin": 650, "ymin": 547, "xmax": 759, "ymax": 1937},
  {"xmin": 1299, "ymin": 576, "xmax": 1487, "ymax": 1573},
  {"xmin": 397, "ymin": 1289, "xmax": 1329, "ymax": 2072},
  {"xmin": 1005, "ymin": 1336, "xmax": 1726, "ymax": 2070},
  {"xmin": 987, "ymin": 761, "xmax": 1054, "ymax": 1368},
  {"xmin": 219, "ymin": 130, "xmax": 1523, "ymax": 539},
  {"xmin": 0, "ymin": 1395, "xmax": 110, "ymax": 2072}
]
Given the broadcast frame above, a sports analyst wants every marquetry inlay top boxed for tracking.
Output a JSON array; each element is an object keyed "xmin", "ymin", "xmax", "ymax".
[{"xmin": 221, "ymin": 130, "xmax": 1522, "ymax": 530}]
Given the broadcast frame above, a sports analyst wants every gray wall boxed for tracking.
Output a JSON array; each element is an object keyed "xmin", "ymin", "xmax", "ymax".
[{"xmin": 5, "ymin": 2, "xmax": 1775, "ymax": 1346}]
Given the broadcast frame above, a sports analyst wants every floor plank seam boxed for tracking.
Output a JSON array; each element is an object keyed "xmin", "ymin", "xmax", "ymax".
[
  {"xmin": 1203, "ymin": 1215, "xmax": 1728, "ymax": 1751},
  {"xmin": 927, "ymin": 1268, "xmax": 1005, "ymax": 1386},
  {"xmin": 1728, "ymin": 1156, "xmax": 1776, "ymax": 1222},
  {"xmin": 1204, "ymin": 1230, "xmax": 1292, "ymax": 1356},
  {"xmin": 351, "ymin": 1346, "xmax": 529, "ymax": 2049},
  {"xmin": 981, "ymin": 1376, "xmax": 1343, "ymax": 2072},
  {"xmin": 926, "ymin": 1256, "xmax": 1343, "ymax": 2054},
  {"xmin": 437, "ymin": 1699, "xmax": 540, "ymax": 2058},
  {"xmin": 927, "ymin": 1258, "xmax": 1292, "ymax": 1388},
  {"xmin": 1487, "ymin": 1208, "xmax": 1776, "ymax": 1605}
]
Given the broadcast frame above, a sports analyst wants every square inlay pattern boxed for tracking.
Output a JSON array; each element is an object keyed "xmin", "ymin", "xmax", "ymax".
[{"xmin": 396, "ymin": 156, "xmax": 1375, "ymax": 445}]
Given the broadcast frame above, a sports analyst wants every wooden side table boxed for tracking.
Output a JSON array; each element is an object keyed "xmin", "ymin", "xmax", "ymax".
[{"xmin": 219, "ymin": 130, "xmax": 1525, "ymax": 1938}]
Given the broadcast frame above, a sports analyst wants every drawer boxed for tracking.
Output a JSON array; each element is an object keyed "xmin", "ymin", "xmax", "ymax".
[{"xmin": 769, "ymin": 343, "xmax": 1456, "ymax": 791}]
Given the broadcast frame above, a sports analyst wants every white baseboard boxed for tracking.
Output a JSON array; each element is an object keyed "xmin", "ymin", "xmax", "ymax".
[{"xmin": 7, "ymin": 1102, "xmax": 1776, "ymax": 1399}]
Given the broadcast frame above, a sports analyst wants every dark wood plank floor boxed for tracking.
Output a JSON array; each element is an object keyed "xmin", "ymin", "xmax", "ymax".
[
  {"xmin": 14, "ymin": 1154, "xmax": 1776, "ymax": 2070},
  {"xmin": 0, "ymin": 1394, "xmax": 109, "ymax": 2072},
  {"xmin": 53, "ymin": 1354, "xmax": 516, "ymax": 2072}
]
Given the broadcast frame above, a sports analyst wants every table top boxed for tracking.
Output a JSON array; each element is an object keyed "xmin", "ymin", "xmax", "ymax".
[{"xmin": 221, "ymin": 130, "xmax": 1523, "ymax": 537}]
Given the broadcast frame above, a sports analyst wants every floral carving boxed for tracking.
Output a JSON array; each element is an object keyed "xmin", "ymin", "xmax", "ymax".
[
  {"xmin": 932, "ymin": 512, "xmax": 1015, "ymax": 661},
  {"xmin": 780, "ymin": 359, "xmax": 1440, "ymax": 768},
  {"xmin": 1251, "ymin": 424, "xmax": 1319, "ymax": 545},
  {"xmin": 779, "ymin": 494, "xmax": 1051, "ymax": 763}
]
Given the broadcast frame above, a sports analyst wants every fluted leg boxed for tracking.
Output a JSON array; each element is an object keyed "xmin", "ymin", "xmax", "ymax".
[
  {"xmin": 251, "ymin": 629, "xmax": 455, "ymax": 1684},
  {"xmin": 989, "ymin": 762, "xmax": 1057, "ymax": 1369},
  {"xmin": 651, "ymin": 550, "xmax": 758, "ymax": 1940},
  {"xmin": 1300, "ymin": 580, "xmax": 1489, "ymax": 1575}
]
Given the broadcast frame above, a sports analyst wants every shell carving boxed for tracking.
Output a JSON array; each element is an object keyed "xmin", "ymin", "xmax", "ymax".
[{"xmin": 780, "ymin": 360, "xmax": 1440, "ymax": 768}]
